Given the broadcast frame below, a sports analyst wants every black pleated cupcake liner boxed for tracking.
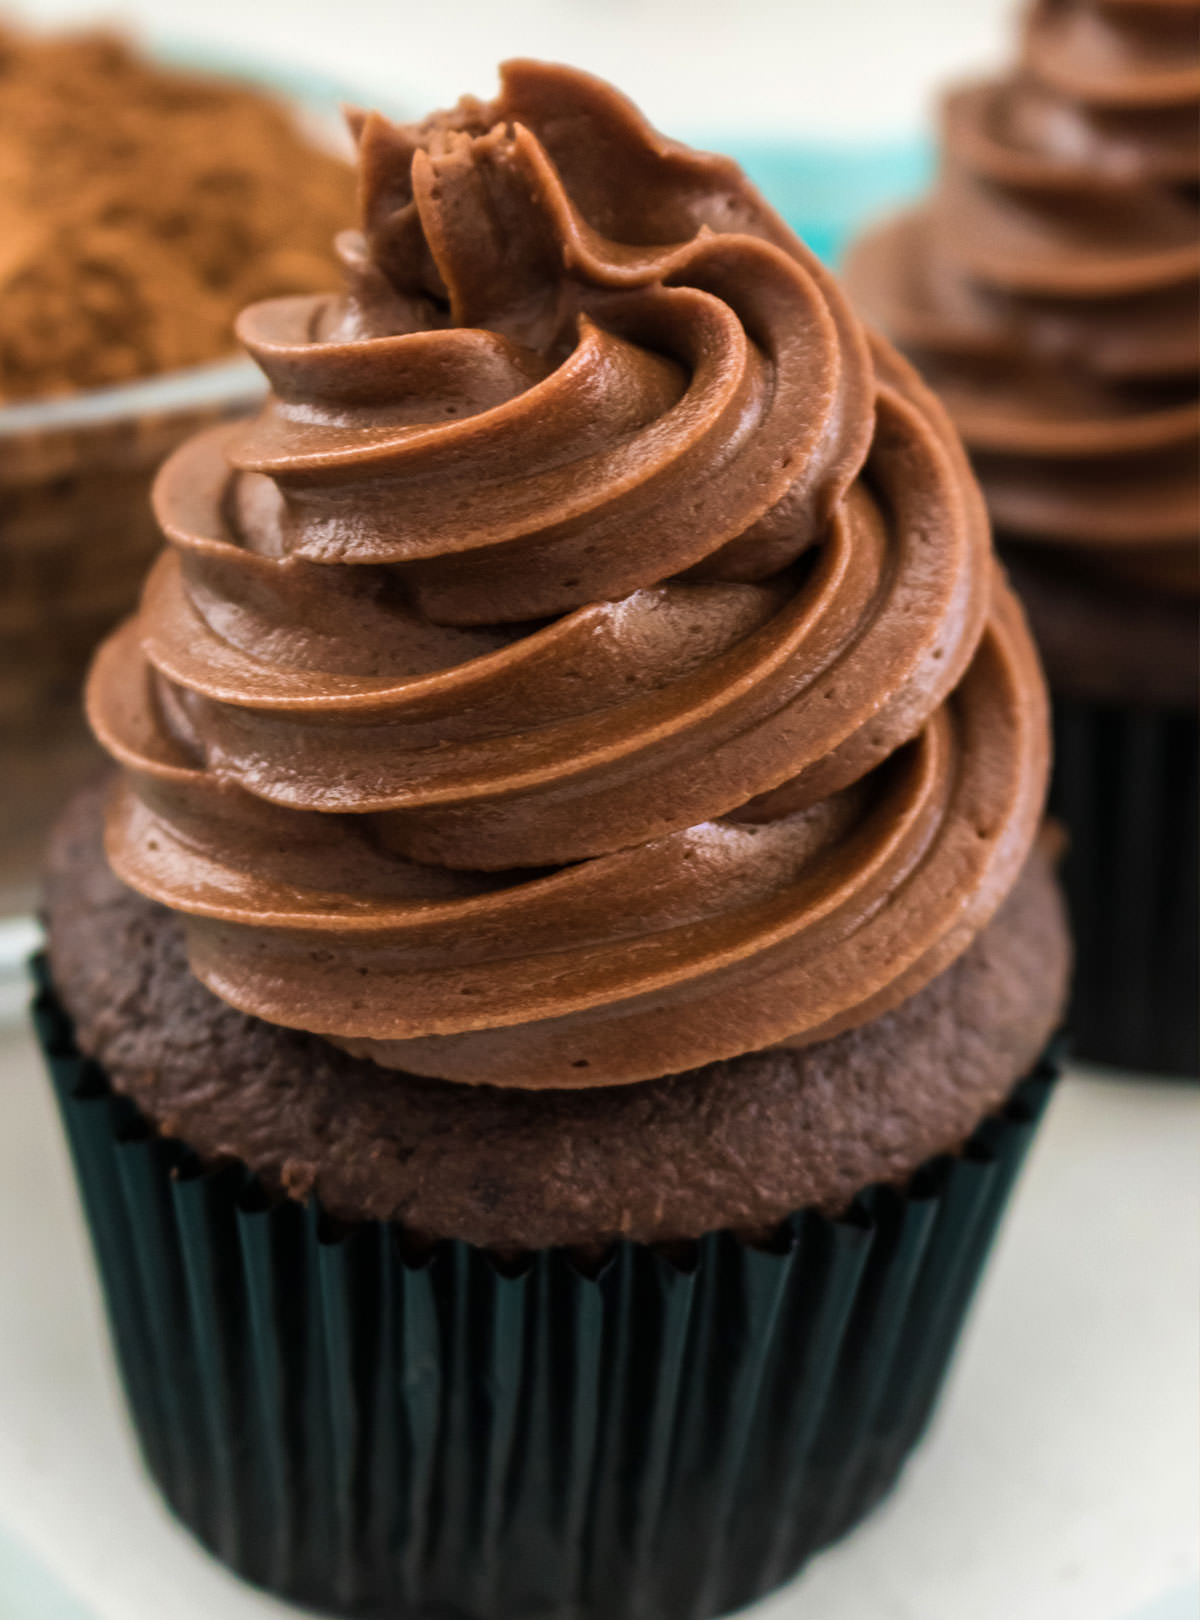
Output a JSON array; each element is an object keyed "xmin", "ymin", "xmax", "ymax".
[
  {"xmin": 34, "ymin": 960, "xmax": 1060, "ymax": 1620},
  {"xmin": 1049, "ymin": 695, "xmax": 1198, "ymax": 1077}
]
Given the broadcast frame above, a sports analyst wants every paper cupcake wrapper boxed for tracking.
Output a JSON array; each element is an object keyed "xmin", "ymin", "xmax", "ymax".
[
  {"xmin": 1050, "ymin": 695, "xmax": 1198, "ymax": 1077},
  {"xmin": 34, "ymin": 961, "xmax": 1059, "ymax": 1620}
]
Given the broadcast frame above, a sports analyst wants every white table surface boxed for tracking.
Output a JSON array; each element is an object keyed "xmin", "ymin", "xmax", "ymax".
[{"xmin": 0, "ymin": 981, "xmax": 1196, "ymax": 1620}]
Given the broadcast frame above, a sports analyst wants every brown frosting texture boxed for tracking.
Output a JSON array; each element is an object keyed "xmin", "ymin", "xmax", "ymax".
[
  {"xmin": 87, "ymin": 61, "xmax": 1049, "ymax": 1089},
  {"xmin": 847, "ymin": 0, "xmax": 1200, "ymax": 595}
]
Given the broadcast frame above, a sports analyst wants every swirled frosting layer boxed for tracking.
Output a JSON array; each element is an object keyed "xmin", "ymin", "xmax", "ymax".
[
  {"xmin": 847, "ymin": 0, "xmax": 1200, "ymax": 594},
  {"xmin": 87, "ymin": 61, "xmax": 1049, "ymax": 1088}
]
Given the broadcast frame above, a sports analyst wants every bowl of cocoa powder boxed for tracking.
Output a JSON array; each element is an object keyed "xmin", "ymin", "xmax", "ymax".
[{"xmin": 0, "ymin": 22, "xmax": 360, "ymax": 918}]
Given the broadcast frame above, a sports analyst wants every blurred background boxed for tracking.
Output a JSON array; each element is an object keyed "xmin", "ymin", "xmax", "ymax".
[{"xmin": 9, "ymin": 0, "xmax": 1016, "ymax": 140}]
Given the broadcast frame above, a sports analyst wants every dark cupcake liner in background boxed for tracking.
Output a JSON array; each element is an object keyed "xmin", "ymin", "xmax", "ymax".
[
  {"xmin": 1050, "ymin": 696, "xmax": 1198, "ymax": 1078},
  {"xmin": 34, "ymin": 961, "xmax": 1059, "ymax": 1620}
]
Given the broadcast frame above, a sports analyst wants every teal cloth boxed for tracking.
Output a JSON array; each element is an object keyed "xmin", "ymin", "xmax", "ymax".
[{"xmin": 716, "ymin": 136, "xmax": 932, "ymax": 265}]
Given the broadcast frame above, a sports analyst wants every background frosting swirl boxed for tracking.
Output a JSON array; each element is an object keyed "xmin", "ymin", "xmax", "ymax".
[
  {"xmin": 88, "ymin": 61, "xmax": 1049, "ymax": 1088},
  {"xmin": 847, "ymin": 0, "xmax": 1200, "ymax": 596}
]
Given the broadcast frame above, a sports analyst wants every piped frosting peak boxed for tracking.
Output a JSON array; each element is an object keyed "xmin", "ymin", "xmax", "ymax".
[{"xmin": 87, "ymin": 62, "xmax": 1049, "ymax": 1087}]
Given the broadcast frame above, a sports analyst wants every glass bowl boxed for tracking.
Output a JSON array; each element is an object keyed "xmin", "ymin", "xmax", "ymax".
[{"xmin": 0, "ymin": 358, "xmax": 266, "ymax": 922}]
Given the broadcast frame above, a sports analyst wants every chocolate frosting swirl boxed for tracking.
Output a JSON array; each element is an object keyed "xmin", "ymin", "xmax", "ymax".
[
  {"xmin": 847, "ymin": 0, "xmax": 1200, "ymax": 595},
  {"xmin": 87, "ymin": 62, "xmax": 1049, "ymax": 1088}
]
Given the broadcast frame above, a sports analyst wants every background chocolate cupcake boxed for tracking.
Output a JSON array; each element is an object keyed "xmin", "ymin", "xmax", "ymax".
[
  {"xmin": 846, "ymin": 0, "xmax": 1199, "ymax": 1075},
  {"xmin": 40, "ymin": 61, "xmax": 1068, "ymax": 1620}
]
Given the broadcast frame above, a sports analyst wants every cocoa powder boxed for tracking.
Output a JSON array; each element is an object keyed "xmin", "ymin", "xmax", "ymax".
[{"xmin": 0, "ymin": 23, "xmax": 357, "ymax": 401}]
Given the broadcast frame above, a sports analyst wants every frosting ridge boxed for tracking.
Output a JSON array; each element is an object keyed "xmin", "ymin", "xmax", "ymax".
[
  {"xmin": 847, "ymin": 0, "xmax": 1200, "ymax": 596},
  {"xmin": 87, "ymin": 61, "xmax": 1049, "ymax": 1087}
]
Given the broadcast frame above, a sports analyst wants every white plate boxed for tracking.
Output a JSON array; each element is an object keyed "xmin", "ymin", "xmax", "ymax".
[{"xmin": 0, "ymin": 997, "xmax": 1195, "ymax": 1620}]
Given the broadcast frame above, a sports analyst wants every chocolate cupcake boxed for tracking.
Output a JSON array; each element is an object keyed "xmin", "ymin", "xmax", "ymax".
[
  {"xmin": 846, "ymin": 0, "xmax": 1198, "ymax": 1074},
  {"xmin": 39, "ymin": 62, "xmax": 1069, "ymax": 1619}
]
